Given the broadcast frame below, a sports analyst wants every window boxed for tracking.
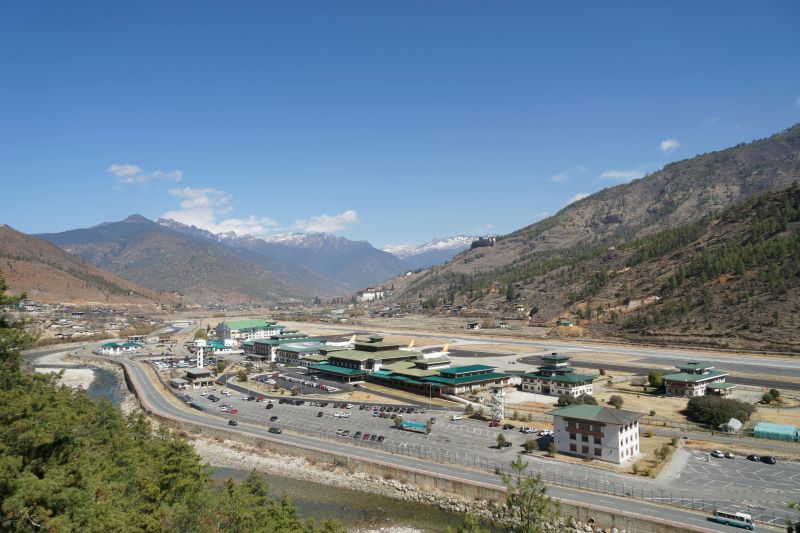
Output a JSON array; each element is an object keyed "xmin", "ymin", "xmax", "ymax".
[
  {"xmin": 569, "ymin": 433, "xmax": 576, "ymax": 440},
  {"xmin": 581, "ymin": 446, "xmax": 589, "ymax": 454},
  {"xmin": 581, "ymin": 435, "xmax": 588, "ymax": 442},
  {"xmin": 594, "ymin": 437, "xmax": 601, "ymax": 444},
  {"xmin": 569, "ymin": 443, "xmax": 577, "ymax": 452},
  {"xmin": 594, "ymin": 448, "xmax": 601, "ymax": 456}
]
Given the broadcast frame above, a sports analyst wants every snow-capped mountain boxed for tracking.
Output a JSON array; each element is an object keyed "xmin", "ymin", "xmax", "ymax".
[
  {"xmin": 157, "ymin": 218, "xmax": 408, "ymax": 289},
  {"xmin": 384, "ymin": 235, "xmax": 474, "ymax": 270}
]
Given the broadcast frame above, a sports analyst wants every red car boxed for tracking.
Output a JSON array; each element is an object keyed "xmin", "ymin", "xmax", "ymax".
[
  {"xmin": 229, "ymin": 409, "xmax": 238, "ymax": 415},
  {"xmin": 362, "ymin": 433, "xmax": 371, "ymax": 440},
  {"xmin": 489, "ymin": 421, "xmax": 500, "ymax": 427}
]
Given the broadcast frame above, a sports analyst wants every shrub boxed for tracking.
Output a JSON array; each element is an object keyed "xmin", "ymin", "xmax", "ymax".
[
  {"xmin": 523, "ymin": 438, "xmax": 537, "ymax": 453},
  {"xmin": 670, "ymin": 436, "xmax": 679, "ymax": 446},
  {"xmin": 649, "ymin": 410, "xmax": 656, "ymax": 416},
  {"xmin": 685, "ymin": 396, "xmax": 755, "ymax": 426},
  {"xmin": 547, "ymin": 442, "xmax": 556, "ymax": 457},
  {"xmin": 608, "ymin": 395, "xmax": 624, "ymax": 409}
]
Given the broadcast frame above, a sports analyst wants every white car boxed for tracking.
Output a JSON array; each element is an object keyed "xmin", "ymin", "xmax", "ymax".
[
  {"xmin": 451, "ymin": 415, "xmax": 463, "ymax": 421},
  {"xmin": 538, "ymin": 430, "xmax": 553, "ymax": 436},
  {"xmin": 345, "ymin": 404, "xmax": 355, "ymax": 409},
  {"xmin": 334, "ymin": 412, "xmax": 351, "ymax": 418},
  {"xmin": 710, "ymin": 450, "xmax": 725, "ymax": 458},
  {"xmin": 520, "ymin": 427, "xmax": 535, "ymax": 434}
]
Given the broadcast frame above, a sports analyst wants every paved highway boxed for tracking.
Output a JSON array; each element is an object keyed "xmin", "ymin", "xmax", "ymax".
[{"xmin": 121, "ymin": 358, "xmax": 771, "ymax": 532}]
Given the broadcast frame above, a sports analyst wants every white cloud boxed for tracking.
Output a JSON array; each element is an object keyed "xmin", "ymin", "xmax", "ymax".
[
  {"xmin": 659, "ymin": 139, "xmax": 680, "ymax": 154},
  {"xmin": 294, "ymin": 210, "xmax": 358, "ymax": 233},
  {"xmin": 599, "ymin": 169, "xmax": 645, "ymax": 182},
  {"xmin": 108, "ymin": 162, "xmax": 183, "ymax": 188},
  {"xmin": 567, "ymin": 192, "xmax": 590, "ymax": 205},
  {"xmin": 548, "ymin": 165, "xmax": 585, "ymax": 184},
  {"xmin": 162, "ymin": 187, "xmax": 278, "ymax": 236}
]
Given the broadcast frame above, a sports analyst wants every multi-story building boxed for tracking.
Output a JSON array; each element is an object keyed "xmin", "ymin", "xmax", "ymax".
[
  {"xmin": 662, "ymin": 361, "xmax": 733, "ymax": 397},
  {"xmin": 520, "ymin": 353, "xmax": 594, "ymax": 397},
  {"xmin": 550, "ymin": 405, "xmax": 643, "ymax": 464},
  {"xmin": 215, "ymin": 319, "xmax": 285, "ymax": 340}
]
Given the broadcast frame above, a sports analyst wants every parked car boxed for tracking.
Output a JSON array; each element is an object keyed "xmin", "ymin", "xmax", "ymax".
[
  {"xmin": 335, "ymin": 429, "xmax": 343, "ymax": 435},
  {"xmin": 502, "ymin": 424, "xmax": 515, "ymax": 430},
  {"xmin": 229, "ymin": 409, "xmax": 238, "ymax": 415},
  {"xmin": 499, "ymin": 441, "xmax": 513, "ymax": 448},
  {"xmin": 520, "ymin": 427, "xmax": 535, "ymax": 434},
  {"xmin": 353, "ymin": 431, "xmax": 362, "ymax": 439},
  {"xmin": 372, "ymin": 411, "xmax": 379, "ymax": 417},
  {"xmin": 362, "ymin": 433, "xmax": 371, "ymax": 440},
  {"xmin": 228, "ymin": 420, "xmax": 238, "ymax": 426},
  {"xmin": 761, "ymin": 456, "xmax": 777, "ymax": 464},
  {"xmin": 266, "ymin": 403, "xmax": 274, "ymax": 409},
  {"xmin": 342, "ymin": 430, "xmax": 350, "ymax": 437},
  {"xmin": 489, "ymin": 421, "xmax": 500, "ymax": 428},
  {"xmin": 451, "ymin": 415, "xmax": 463, "ymax": 421},
  {"xmin": 270, "ymin": 415, "xmax": 279, "ymax": 422},
  {"xmin": 317, "ymin": 411, "xmax": 324, "ymax": 417},
  {"xmin": 370, "ymin": 434, "xmax": 378, "ymax": 441},
  {"xmin": 724, "ymin": 452, "xmax": 735, "ymax": 459},
  {"xmin": 746, "ymin": 454, "xmax": 760, "ymax": 462},
  {"xmin": 710, "ymin": 450, "xmax": 725, "ymax": 458},
  {"xmin": 268, "ymin": 427, "xmax": 282, "ymax": 434},
  {"xmin": 377, "ymin": 435, "xmax": 385, "ymax": 443},
  {"xmin": 538, "ymin": 430, "xmax": 553, "ymax": 437}
]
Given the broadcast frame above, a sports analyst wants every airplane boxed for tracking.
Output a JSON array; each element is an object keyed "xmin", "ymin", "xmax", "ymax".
[{"xmin": 325, "ymin": 335, "xmax": 356, "ymax": 347}]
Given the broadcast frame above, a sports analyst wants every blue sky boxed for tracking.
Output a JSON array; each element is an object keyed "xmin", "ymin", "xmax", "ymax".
[{"xmin": 1, "ymin": 1, "xmax": 799, "ymax": 247}]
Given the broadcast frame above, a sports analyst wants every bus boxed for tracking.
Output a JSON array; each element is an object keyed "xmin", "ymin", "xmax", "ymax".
[{"xmin": 710, "ymin": 510, "xmax": 755, "ymax": 530}]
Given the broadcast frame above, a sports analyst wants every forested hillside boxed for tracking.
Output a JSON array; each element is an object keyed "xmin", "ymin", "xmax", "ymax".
[
  {"xmin": 0, "ymin": 276, "xmax": 342, "ymax": 532},
  {"xmin": 387, "ymin": 125, "xmax": 800, "ymax": 308},
  {"xmin": 404, "ymin": 184, "xmax": 800, "ymax": 352}
]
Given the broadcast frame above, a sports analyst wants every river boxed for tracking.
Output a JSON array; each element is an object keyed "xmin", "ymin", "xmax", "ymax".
[{"xmin": 212, "ymin": 467, "xmax": 505, "ymax": 532}]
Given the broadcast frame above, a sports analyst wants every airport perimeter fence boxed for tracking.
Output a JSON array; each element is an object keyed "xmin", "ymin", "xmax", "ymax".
[{"xmin": 149, "ymin": 366, "xmax": 798, "ymax": 528}]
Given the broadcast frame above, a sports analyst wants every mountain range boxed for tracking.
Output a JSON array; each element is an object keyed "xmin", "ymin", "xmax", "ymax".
[
  {"xmin": 383, "ymin": 236, "xmax": 474, "ymax": 270},
  {"xmin": 157, "ymin": 219, "xmax": 408, "ymax": 289},
  {"xmin": 383, "ymin": 124, "xmax": 800, "ymax": 351},
  {"xmin": 0, "ymin": 224, "xmax": 179, "ymax": 306}
]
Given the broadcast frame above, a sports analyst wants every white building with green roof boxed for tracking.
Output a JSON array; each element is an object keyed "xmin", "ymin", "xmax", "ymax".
[
  {"xmin": 521, "ymin": 353, "xmax": 595, "ymax": 397},
  {"xmin": 662, "ymin": 362, "xmax": 732, "ymax": 397},
  {"xmin": 549, "ymin": 404, "xmax": 643, "ymax": 464},
  {"xmin": 215, "ymin": 319, "xmax": 285, "ymax": 340}
]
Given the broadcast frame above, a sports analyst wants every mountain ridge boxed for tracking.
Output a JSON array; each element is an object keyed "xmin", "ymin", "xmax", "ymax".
[{"xmin": 0, "ymin": 224, "xmax": 180, "ymax": 306}]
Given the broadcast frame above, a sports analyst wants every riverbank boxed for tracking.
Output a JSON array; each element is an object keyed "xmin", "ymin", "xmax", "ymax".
[{"xmin": 190, "ymin": 436, "xmax": 607, "ymax": 533}]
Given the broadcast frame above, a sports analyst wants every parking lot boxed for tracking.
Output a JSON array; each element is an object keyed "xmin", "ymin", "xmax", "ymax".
[{"xmin": 675, "ymin": 450, "xmax": 800, "ymax": 498}]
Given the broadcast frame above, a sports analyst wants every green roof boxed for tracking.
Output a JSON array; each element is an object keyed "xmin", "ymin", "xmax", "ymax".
[
  {"xmin": 677, "ymin": 362, "xmax": 715, "ymax": 371},
  {"xmin": 330, "ymin": 349, "xmax": 415, "ymax": 362},
  {"xmin": 662, "ymin": 370, "xmax": 728, "ymax": 383},
  {"xmin": 526, "ymin": 371, "xmax": 594, "ymax": 383},
  {"xmin": 221, "ymin": 319, "xmax": 274, "ymax": 330},
  {"xmin": 548, "ymin": 405, "xmax": 644, "ymax": 424},
  {"xmin": 101, "ymin": 342, "xmax": 121, "ymax": 348},
  {"xmin": 422, "ymin": 372, "xmax": 509, "ymax": 386},
  {"xmin": 371, "ymin": 369, "xmax": 395, "ymax": 377},
  {"xmin": 309, "ymin": 364, "xmax": 367, "ymax": 376},
  {"xmin": 542, "ymin": 353, "xmax": 570, "ymax": 361},
  {"xmin": 439, "ymin": 364, "xmax": 496, "ymax": 376},
  {"xmin": 276, "ymin": 343, "xmax": 325, "ymax": 354}
]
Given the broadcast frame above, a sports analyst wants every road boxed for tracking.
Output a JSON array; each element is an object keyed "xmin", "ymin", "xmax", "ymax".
[{"xmin": 121, "ymin": 358, "xmax": 793, "ymax": 532}]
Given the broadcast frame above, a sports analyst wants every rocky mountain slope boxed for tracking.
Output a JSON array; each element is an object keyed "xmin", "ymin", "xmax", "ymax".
[
  {"xmin": 388, "ymin": 124, "xmax": 800, "ymax": 304},
  {"xmin": 37, "ymin": 216, "xmax": 326, "ymax": 305},
  {"xmin": 0, "ymin": 224, "xmax": 179, "ymax": 306},
  {"xmin": 157, "ymin": 219, "xmax": 408, "ymax": 289},
  {"xmin": 383, "ymin": 236, "xmax": 474, "ymax": 270}
]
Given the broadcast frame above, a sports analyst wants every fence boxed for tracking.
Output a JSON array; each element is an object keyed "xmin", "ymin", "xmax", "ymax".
[{"xmin": 150, "ymin": 363, "xmax": 799, "ymax": 528}]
